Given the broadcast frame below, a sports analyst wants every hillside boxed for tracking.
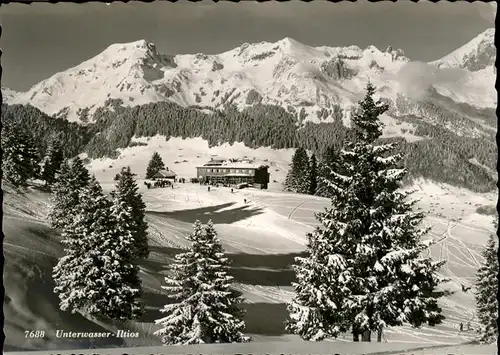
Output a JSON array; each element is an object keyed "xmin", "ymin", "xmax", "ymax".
[
  {"xmin": 3, "ymin": 96, "xmax": 495, "ymax": 193},
  {"xmin": 3, "ymin": 143, "xmax": 497, "ymax": 350}
]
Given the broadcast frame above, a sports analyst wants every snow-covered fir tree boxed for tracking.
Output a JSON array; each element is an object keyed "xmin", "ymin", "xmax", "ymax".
[
  {"xmin": 475, "ymin": 225, "xmax": 498, "ymax": 344},
  {"xmin": 284, "ymin": 170, "xmax": 293, "ymax": 192},
  {"xmin": 308, "ymin": 153, "xmax": 318, "ymax": 195},
  {"xmin": 286, "ymin": 82, "xmax": 446, "ymax": 342},
  {"xmin": 41, "ymin": 137, "xmax": 65, "ymax": 186},
  {"xmin": 49, "ymin": 157, "xmax": 90, "ymax": 229},
  {"xmin": 53, "ymin": 177, "xmax": 143, "ymax": 320},
  {"xmin": 1, "ymin": 122, "xmax": 40, "ymax": 187},
  {"xmin": 155, "ymin": 220, "xmax": 249, "ymax": 345},
  {"xmin": 284, "ymin": 147, "xmax": 310, "ymax": 194},
  {"xmin": 316, "ymin": 146, "xmax": 341, "ymax": 198},
  {"xmin": 145, "ymin": 151, "xmax": 166, "ymax": 179},
  {"xmin": 111, "ymin": 166, "xmax": 149, "ymax": 259}
]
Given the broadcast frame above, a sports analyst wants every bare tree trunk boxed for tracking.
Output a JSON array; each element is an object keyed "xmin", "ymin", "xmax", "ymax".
[
  {"xmin": 352, "ymin": 326, "xmax": 360, "ymax": 342},
  {"xmin": 377, "ymin": 327, "xmax": 383, "ymax": 342},
  {"xmin": 361, "ymin": 329, "xmax": 371, "ymax": 342}
]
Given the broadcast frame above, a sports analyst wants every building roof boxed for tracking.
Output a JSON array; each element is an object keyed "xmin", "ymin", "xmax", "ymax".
[
  {"xmin": 197, "ymin": 162, "xmax": 265, "ymax": 169},
  {"xmin": 154, "ymin": 169, "xmax": 176, "ymax": 178}
]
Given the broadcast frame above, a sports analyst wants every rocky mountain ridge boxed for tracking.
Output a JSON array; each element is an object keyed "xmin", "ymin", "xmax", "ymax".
[{"xmin": 4, "ymin": 29, "xmax": 495, "ymax": 130}]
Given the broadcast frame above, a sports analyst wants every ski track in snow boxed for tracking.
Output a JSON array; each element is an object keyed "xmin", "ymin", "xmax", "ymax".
[
  {"xmin": 133, "ymin": 177, "xmax": 493, "ymax": 345},
  {"xmin": 3, "ymin": 138, "xmax": 496, "ymax": 350}
]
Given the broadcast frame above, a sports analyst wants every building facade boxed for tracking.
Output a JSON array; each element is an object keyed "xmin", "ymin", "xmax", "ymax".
[
  {"xmin": 152, "ymin": 168, "xmax": 176, "ymax": 180},
  {"xmin": 196, "ymin": 158, "xmax": 270, "ymax": 189}
]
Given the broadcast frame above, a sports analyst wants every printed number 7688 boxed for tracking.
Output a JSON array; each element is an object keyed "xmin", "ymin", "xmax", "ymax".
[{"xmin": 25, "ymin": 330, "xmax": 45, "ymax": 338}]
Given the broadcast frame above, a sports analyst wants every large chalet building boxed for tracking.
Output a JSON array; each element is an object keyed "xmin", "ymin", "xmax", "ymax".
[{"xmin": 196, "ymin": 157, "xmax": 270, "ymax": 189}]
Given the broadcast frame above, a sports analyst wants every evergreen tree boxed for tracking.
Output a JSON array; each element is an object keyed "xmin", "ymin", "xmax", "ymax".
[
  {"xmin": 308, "ymin": 153, "xmax": 318, "ymax": 195},
  {"xmin": 286, "ymin": 83, "xmax": 446, "ymax": 342},
  {"xmin": 316, "ymin": 146, "xmax": 341, "ymax": 198},
  {"xmin": 155, "ymin": 220, "xmax": 249, "ymax": 345},
  {"xmin": 41, "ymin": 137, "xmax": 65, "ymax": 185},
  {"xmin": 145, "ymin": 151, "xmax": 165, "ymax": 179},
  {"xmin": 475, "ymin": 226, "xmax": 498, "ymax": 344},
  {"xmin": 111, "ymin": 166, "xmax": 150, "ymax": 259},
  {"xmin": 284, "ymin": 164, "xmax": 293, "ymax": 191},
  {"xmin": 25, "ymin": 129, "xmax": 41, "ymax": 180},
  {"xmin": 52, "ymin": 177, "xmax": 143, "ymax": 320},
  {"xmin": 1, "ymin": 122, "xmax": 40, "ymax": 187},
  {"xmin": 49, "ymin": 157, "xmax": 91, "ymax": 229},
  {"xmin": 284, "ymin": 147, "xmax": 310, "ymax": 193}
]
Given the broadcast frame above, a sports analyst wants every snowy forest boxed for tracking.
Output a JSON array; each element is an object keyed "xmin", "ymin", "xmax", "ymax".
[
  {"xmin": 1, "ymin": 94, "xmax": 496, "ymax": 193},
  {"xmin": 2, "ymin": 84, "xmax": 497, "ymax": 345}
]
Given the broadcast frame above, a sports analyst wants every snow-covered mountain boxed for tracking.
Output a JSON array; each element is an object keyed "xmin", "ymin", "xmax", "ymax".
[
  {"xmin": 431, "ymin": 28, "xmax": 495, "ymax": 71},
  {"xmin": 2, "ymin": 87, "xmax": 19, "ymax": 104},
  {"xmin": 7, "ymin": 29, "xmax": 496, "ymax": 123}
]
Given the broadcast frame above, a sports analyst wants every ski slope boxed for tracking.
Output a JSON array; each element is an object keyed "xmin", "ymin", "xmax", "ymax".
[
  {"xmin": 3, "ymin": 137, "xmax": 496, "ymax": 352},
  {"xmin": 89, "ymin": 138, "xmax": 494, "ymax": 345}
]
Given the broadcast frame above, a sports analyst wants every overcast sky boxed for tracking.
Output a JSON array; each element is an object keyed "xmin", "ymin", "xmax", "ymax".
[{"xmin": 0, "ymin": 1, "xmax": 495, "ymax": 91}]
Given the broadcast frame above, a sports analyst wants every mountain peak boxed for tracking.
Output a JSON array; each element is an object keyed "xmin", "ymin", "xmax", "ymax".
[
  {"xmin": 99, "ymin": 39, "xmax": 157, "ymax": 59},
  {"xmin": 278, "ymin": 37, "xmax": 302, "ymax": 47},
  {"xmin": 9, "ymin": 31, "xmax": 495, "ymax": 123},
  {"xmin": 431, "ymin": 28, "xmax": 495, "ymax": 71}
]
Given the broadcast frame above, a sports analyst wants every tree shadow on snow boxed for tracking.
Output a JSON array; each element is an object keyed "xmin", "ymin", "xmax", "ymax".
[
  {"xmin": 145, "ymin": 246, "xmax": 305, "ymax": 287},
  {"xmin": 139, "ymin": 292, "xmax": 290, "ymax": 337},
  {"xmin": 146, "ymin": 202, "xmax": 264, "ymax": 225},
  {"xmin": 140, "ymin": 291, "xmax": 171, "ymax": 323},
  {"xmin": 243, "ymin": 303, "xmax": 289, "ymax": 336}
]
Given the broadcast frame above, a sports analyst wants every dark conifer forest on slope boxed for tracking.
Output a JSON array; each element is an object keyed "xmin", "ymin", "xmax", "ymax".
[{"xmin": 1, "ymin": 99, "xmax": 496, "ymax": 193}]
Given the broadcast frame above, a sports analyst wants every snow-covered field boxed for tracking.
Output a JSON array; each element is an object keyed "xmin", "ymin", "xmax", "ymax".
[
  {"xmin": 6, "ymin": 341, "xmax": 496, "ymax": 355},
  {"xmin": 3, "ymin": 137, "xmax": 497, "ymax": 352}
]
